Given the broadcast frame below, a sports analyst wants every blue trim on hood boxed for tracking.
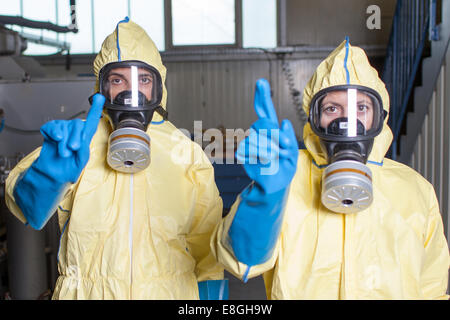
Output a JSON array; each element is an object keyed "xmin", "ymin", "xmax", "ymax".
[
  {"xmin": 368, "ymin": 159, "xmax": 384, "ymax": 166},
  {"xmin": 312, "ymin": 158, "xmax": 384, "ymax": 169},
  {"xmin": 56, "ymin": 208, "xmax": 70, "ymax": 263},
  {"xmin": 116, "ymin": 16, "xmax": 130, "ymax": 61},
  {"xmin": 344, "ymin": 36, "xmax": 350, "ymax": 84}
]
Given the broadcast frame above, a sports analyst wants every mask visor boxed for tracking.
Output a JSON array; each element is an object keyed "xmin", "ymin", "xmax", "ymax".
[
  {"xmin": 310, "ymin": 85, "xmax": 384, "ymax": 140},
  {"xmin": 99, "ymin": 61, "xmax": 162, "ymax": 109}
]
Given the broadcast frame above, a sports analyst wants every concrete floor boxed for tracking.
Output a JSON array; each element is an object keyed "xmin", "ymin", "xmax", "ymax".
[{"xmin": 225, "ymin": 271, "xmax": 267, "ymax": 300}]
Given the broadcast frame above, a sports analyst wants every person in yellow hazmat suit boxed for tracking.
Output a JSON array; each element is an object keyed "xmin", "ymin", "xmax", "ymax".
[
  {"xmin": 211, "ymin": 37, "xmax": 450, "ymax": 299},
  {"xmin": 4, "ymin": 17, "xmax": 227, "ymax": 300}
]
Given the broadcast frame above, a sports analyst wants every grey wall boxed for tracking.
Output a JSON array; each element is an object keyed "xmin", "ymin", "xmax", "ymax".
[
  {"xmin": 410, "ymin": 46, "xmax": 450, "ymax": 244},
  {"xmin": 285, "ymin": 0, "xmax": 397, "ymax": 47},
  {"xmin": 164, "ymin": 56, "xmax": 322, "ymax": 138},
  {"xmin": 1, "ymin": 0, "xmax": 394, "ymax": 156},
  {"xmin": 0, "ymin": 79, "xmax": 95, "ymax": 158},
  {"xmin": 0, "ymin": 47, "xmax": 388, "ymax": 158}
]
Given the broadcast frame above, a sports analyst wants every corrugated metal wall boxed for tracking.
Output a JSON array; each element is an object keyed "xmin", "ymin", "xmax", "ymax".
[
  {"xmin": 0, "ymin": 48, "xmax": 385, "ymax": 159},
  {"xmin": 409, "ymin": 46, "xmax": 449, "ymax": 242},
  {"xmin": 163, "ymin": 56, "xmax": 323, "ymax": 140},
  {"xmin": 285, "ymin": 0, "xmax": 396, "ymax": 47}
]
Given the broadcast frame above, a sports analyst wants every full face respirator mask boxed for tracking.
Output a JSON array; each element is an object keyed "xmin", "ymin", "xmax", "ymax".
[
  {"xmin": 309, "ymin": 85, "xmax": 385, "ymax": 213},
  {"xmin": 92, "ymin": 60, "xmax": 167, "ymax": 173}
]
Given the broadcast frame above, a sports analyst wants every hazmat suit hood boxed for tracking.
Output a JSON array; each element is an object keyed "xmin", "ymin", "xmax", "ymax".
[
  {"xmin": 302, "ymin": 39, "xmax": 393, "ymax": 166},
  {"xmin": 93, "ymin": 17, "xmax": 167, "ymax": 123}
]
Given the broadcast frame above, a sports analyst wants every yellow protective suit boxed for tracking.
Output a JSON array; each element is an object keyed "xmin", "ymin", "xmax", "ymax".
[
  {"xmin": 5, "ymin": 19, "xmax": 224, "ymax": 299},
  {"xmin": 212, "ymin": 40, "xmax": 450, "ymax": 299}
]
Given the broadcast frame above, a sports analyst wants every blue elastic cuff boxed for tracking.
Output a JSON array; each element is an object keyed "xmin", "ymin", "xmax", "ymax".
[
  {"xmin": 198, "ymin": 280, "xmax": 229, "ymax": 300},
  {"xmin": 228, "ymin": 183, "xmax": 289, "ymax": 266}
]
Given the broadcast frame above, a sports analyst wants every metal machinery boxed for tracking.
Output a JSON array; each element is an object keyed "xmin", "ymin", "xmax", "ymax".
[{"xmin": 0, "ymin": 1, "xmax": 81, "ymax": 299}]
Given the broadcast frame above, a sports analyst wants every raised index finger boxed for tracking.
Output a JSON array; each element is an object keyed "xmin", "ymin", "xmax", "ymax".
[
  {"xmin": 82, "ymin": 93, "xmax": 105, "ymax": 142},
  {"xmin": 254, "ymin": 78, "xmax": 279, "ymax": 125}
]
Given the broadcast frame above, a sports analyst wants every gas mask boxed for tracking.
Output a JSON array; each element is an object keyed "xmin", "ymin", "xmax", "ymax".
[
  {"xmin": 309, "ymin": 85, "xmax": 385, "ymax": 213},
  {"xmin": 93, "ymin": 60, "xmax": 167, "ymax": 173}
]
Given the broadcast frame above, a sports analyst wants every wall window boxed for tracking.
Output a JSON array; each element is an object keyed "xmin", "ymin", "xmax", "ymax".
[
  {"xmin": 167, "ymin": 0, "xmax": 277, "ymax": 49},
  {"xmin": 93, "ymin": 0, "xmax": 128, "ymax": 52},
  {"xmin": 0, "ymin": 0, "xmax": 275, "ymax": 55},
  {"xmin": 242, "ymin": 0, "xmax": 276, "ymax": 48},
  {"xmin": 129, "ymin": 0, "xmax": 165, "ymax": 51},
  {"xmin": 0, "ymin": 0, "xmax": 165, "ymax": 55},
  {"xmin": 22, "ymin": 0, "xmax": 58, "ymax": 55},
  {"xmin": 170, "ymin": 0, "xmax": 236, "ymax": 46},
  {"xmin": 58, "ymin": 0, "xmax": 94, "ymax": 54}
]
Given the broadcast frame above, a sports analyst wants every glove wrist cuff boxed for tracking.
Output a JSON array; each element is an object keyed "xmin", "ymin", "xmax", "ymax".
[
  {"xmin": 13, "ymin": 165, "xmax": 69, "ymax": 230},
  {"xmin": 32, "ymin": 157, "xmax": 75, "ymax": 186}
]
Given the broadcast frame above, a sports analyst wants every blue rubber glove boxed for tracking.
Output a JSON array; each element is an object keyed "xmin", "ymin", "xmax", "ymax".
[
  {"xmin": 198, "ymin": 280, "xmax": 229, "ymax": 300},
  {"xmin": 13, "ymin": 94, "xmax": 106, "ymax": 230},
  {"xmin": 236, "ymin": 78, "xmax": 298, "ymax": 194},
  {"xmin": 228, "ymin": 79, "xmax": 298, "ymax": 280}
]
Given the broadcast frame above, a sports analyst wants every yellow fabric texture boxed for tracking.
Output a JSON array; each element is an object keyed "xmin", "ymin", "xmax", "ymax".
[
  {"xmin": 211, "ymin": 40, "xmax": 450, "ymax": 299},
  {"xmin": 5, "ymin": 19, "xmax": 224, "ymax": 299}
]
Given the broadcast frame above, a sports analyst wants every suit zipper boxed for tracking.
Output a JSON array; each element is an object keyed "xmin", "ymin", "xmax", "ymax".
[{"xmin": 129, "ymin": 174, "xmax": 134, "ymax": 299}]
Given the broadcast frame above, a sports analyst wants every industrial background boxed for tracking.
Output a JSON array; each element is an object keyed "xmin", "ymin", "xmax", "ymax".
[{"xmin": 0, "ymin": 0, "xmax": 448, "ymax": 300}]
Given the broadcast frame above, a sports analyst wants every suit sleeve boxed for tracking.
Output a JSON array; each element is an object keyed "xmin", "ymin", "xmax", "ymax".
[
  {"xmin": 5, "ymin": 146, "xmax": 75, "ymax": 229},
  {"xmin": 421, "ymin": 185, "xmax": 450, "ymax": 299},
  {"xmin": 5, "ymin": 147, "xmax": 42, "ymax": 224},
  {"xmin": 186, "ymin": 148, "xmax": 224, "ymax": 282},
  {"xmin": 210, "ymin": 189, "xmax": 281, "ymax": 282}
]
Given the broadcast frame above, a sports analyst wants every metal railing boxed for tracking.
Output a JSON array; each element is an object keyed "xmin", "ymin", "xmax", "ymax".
[{"xmin": 382, "ymin": 0, "xmax": 439, "ymax": 160}]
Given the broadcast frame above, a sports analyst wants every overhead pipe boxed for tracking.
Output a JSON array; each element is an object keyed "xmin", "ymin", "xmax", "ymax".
[
  {"xmin": 0, "ymin": 0, "xmax": 78, "ymax": 34},
  {"xmin": 0, "ymin": 16, "xmax": 77, "ymax": 34},
  {"xmin": 69, "ymin": 0, "xmax": 78, "ymax": 32}
]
